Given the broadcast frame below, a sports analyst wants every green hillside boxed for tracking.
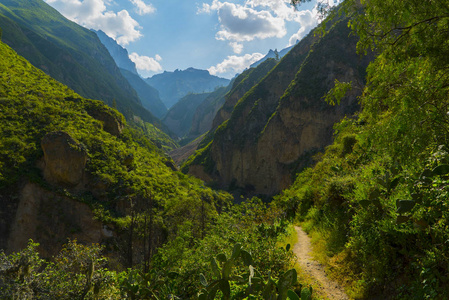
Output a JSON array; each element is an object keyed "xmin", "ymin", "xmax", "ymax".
[
  {"xmin": 0, "ymin": 0, "xmax": 161, "ymax": 126},
  {"xmin": 274, "ymin": 0, "xmax": 449, "ymax": 298},
  {"xmin": 0, "ymin": 34, "xmax": 302, "ymax": 299}
]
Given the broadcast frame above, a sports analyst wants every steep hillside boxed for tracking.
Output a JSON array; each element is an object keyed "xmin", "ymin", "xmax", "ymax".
[
  {"xmin": 184, "ymin": 14, "xmax": 372, "ymax": 195},
  {"xmin": 93, "ymin": 29, "xmax": 168, "ymax": 119},
  {"xmin": 146, "ymin": 68, "xmax": 230, "ymax": 108},
  {"xmin": 169, "ymin": 60, "xmax": 277, "ymax": 165},
  {"xmin": 94, "ymin": 29, "xmax": 138, "ymax": 75},
  {"xmin": 212, "ymin": 58, "xmax": 279, "ymax": 130},
  {"xmin": 120, "ymin": 68, "xmax": 167, "ymax": 119},
  {"xmin": 187, "ymin": 86, "xmax": 230, "ymax": 141},
  {"xmin": 0, "ymin": 39, "xmax": 230, "ymax": 264},
  {"xmin": 274, "ymin": 0, "xmax": 449, "ymax": 297},
  {"xmin": 0, "ymin": 0, "xmax": 160, "ymax": 125},
  {"xmin": 162, "ymin": 93, "xmax": 211, "ymax": 138}
]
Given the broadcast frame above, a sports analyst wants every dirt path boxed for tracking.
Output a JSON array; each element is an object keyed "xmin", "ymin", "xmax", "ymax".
[{"xmin": 293, "ymin": 226, "xmax": 349, "ymax": 300}]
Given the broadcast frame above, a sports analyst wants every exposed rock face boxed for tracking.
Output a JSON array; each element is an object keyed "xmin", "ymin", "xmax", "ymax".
[
  {"xmin": 41, "ymin": 131, "xmax": 87, "ymax": 187},
  {"xmin": 7, "ymin": 182, "xmax": 105, "ymax": 257},
  {"xmin": 86, "ymin": 106, "xmax": 124, "ymax": 137},
  {"xmin": 187, "ymin": 86, "xmax": 230, "ymax": 140},
  {"xmin": 187, "ymin": 16, "xmax": 372, "ymax": 196}
]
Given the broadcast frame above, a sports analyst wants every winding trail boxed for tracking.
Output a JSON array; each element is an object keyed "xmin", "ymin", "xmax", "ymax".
[{"xmin": 293, "ymin": 226, "xmax": 349, "ymax": 300}]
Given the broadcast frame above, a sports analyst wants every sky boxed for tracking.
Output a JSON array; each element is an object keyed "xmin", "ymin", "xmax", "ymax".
[{"xmin": 44, "ymin": 0, "xmax": 332, "ymax": 79}]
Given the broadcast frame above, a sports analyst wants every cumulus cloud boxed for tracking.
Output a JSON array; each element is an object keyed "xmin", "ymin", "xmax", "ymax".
[
  {"xmin": 200, "ymin": 0, "xmax": 286, "ymax": 42},
  {"xmin": 229, "ymin": 42, "xmax": 243, "ymax": 54},
  {"xmin": 288, "ymin": 9, "xmax": 318, "ymax": 45},
  {"xmin": 200, "ymin": 0, "xmax": 324, "ymax": 48},
  {"xmin": 44, "ymin": 0, "xmax": 144, "ymax": 45},
  {"xmin": 129, "ymin": 52, "xmax": 162, "ymax": 72},
  {"xmin": 130, "ymin": 0, "xmax": 155, "ymax": 15},
  {"xmin": 208, "ymin": 53, "xmax": 264, "ymax": 76}
]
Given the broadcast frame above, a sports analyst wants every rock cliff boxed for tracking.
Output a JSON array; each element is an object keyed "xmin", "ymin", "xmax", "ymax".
[{"xmin": 186, "ymin": 16, "xmax": 372, "ymax": 196}]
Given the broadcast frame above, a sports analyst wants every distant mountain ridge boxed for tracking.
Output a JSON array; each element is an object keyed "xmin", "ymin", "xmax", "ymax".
[
  {"xmin": 145, "ymin": 68, "xmax": 230, "ymax": 109},
  {"xmin": 250, "ymin": 41, "xmax": 298, "ymax": 68},
  {"xmin": 93, "ymin": 29, "xmax": 138, "ymax": 75},
  {"xmin": 92, "ymin": 29, "xmax": 168, "ymax": 118}
]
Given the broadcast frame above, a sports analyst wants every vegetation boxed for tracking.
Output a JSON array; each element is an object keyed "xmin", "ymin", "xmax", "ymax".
[
  {"xmin": 276, "ymin": 0, "xmax": 449, "ymax": 298},
  {"xmin": 0, "ymin": 0, "xmax": 162, "ymax": 126},
  {"xmin": 4, "ymin": 0, "xmax": 449, "ymax": 298},
  {"xmin": 0, "ymin": 38, "xmax": 304, "ymax": 298}
]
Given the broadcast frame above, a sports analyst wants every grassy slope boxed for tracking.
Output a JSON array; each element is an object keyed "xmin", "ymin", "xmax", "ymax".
[
  {"xmin": 0, "ymin": 39, "xmax": 231, "ymax": 250},
  {"xmin": 0, "ymin": 0, "xmax": 162, "ymax": 126}
]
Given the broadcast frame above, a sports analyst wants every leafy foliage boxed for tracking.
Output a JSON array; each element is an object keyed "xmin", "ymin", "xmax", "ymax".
[{"xmin": 275, "ymin": 0, "xmax": 449, "ymax": 298}]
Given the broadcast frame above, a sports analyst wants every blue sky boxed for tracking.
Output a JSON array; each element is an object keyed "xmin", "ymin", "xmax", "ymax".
[{"xmin": 45, "ymin": 0, "xmax": 329, "ymax": 79}]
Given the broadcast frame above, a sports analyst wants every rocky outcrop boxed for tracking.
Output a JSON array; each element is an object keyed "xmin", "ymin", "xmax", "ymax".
[
  {"xmin": 86, "ymin": 105, "xmax": 124, "ymax": 137},
  {"xmin": 186, "ymin": 15, "xmax": 372, "ymax": 196},
  {"xmin": 41, "ymin": 131, "xmax": 87, "ymax": 187},
  {"xmin": 7, "ymin": 182, "xmax": 107, "ymax": 257}
]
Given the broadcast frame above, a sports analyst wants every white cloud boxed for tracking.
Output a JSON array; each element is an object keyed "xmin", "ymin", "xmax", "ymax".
[
  {"xmin": 208, "ymin": 53, "xmax": 264, "ymax": 76},
  {"xmin": 199, "ymin": 0, "xmax": 323, "ymax": 48},
  {"xmin": 44, "ymin": 0, "xmax": 142, "ymax": 45},
  {"xmin": 130, "ymin": 0, "xmax": 155, "ymax": 15},
  {"xmin": 288, "ymin": 9, "xmax": 318, "ymax": 45},
  {"xmin": 199, "ymin": 1, "xmax": 286, "ymax": 42},
  {"xmin": 129, "ymin": 52, "xmax": 162, "ymax": 72},
  {"xmin": 229, "ymin": 42, "xmax": 243, "ymax": 54}
]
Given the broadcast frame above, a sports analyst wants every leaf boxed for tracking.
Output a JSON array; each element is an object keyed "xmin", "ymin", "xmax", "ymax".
[
  {"xmin": 278, "ymin": 269, "xmax": 297, "ymax": 293},
  {"xmin": 359, "ymin": 200, "xmax": 371, "ymax": 208},
  {"xmin": 369, "ymin": 189, "xmax": 381, "ymax": 201},
  {"xmin": 231, "ymin": 243, "xmax": 242, "ymax": 261},
  {"xmin": 396, "ymin": 215, "xmax": 409, "ymax": 224},
  {"xmin": 240, "ymin": 249, "xmax": 253, "ymax": 266},
  {"xmin": 420, "ymin": 168, "xmax": 434, "ymax": 179},
  {"xmin": 411, "ymin": 193, "xmax": 422, "ymax": 204},
  {"xmin": 222, "ymin": 260, "xmax": 233, "ymax": 280},
  {"xmin": 286, "ymin": 244, "xmax": 291, "ymax": 252},
  {"xmin": 300, "ymin": 286, "xmax": 313, "ymax": 300},
  {"xmin": 389, "ymin": 176, "xmax": 402, "ymax": 191},
  {"xmin": 216, "ymin": 253, "xmax": 227, "ymax": 262},
  {"xmin": 207, "ymin": 282, "xmax": 220, "ymax": 300},
  {"xmin": 219, "ymin": 279, "xmax": 231, "ymax": 299},
  {"xmin": 199, "ymin": 273, "xmax": 208, "ymax": 287},
  {"xmin": 396, "ymin": 200, "xmax": 416, "ymax": 214},
  {"xmin": 287, "ymin": 290, "xmax": 300, "ymax": 300},
  {"xmin": 211, "ymin": 257, "xmax": 221, "ymax": 279},
  {"xmin": 167, "ymin": 271, "xmax": 179, "ymax": 279},
  {"xmin": 432, "ymin": 164, "xmax": 449, "ymax": 176}
]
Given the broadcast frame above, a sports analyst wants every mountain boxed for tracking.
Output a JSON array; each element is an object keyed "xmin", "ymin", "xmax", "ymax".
[
  {"xmin": 120, "ymin": 68, "xmax": 167, "ymax": 119},
  {"xmin": 0, "ymin": 0, "xmax": 160, "ymax": 125},
  {"xmin": 93, "ymin": 29, "xmax": 138, "ymax": 75},
  {"xmin": 92, "ymin": 30, "xmax": 167, "ymax": 118},
  {"xmin": 212, "ymin": 58, "xmax": 279, "ymax": 130},
  {"xmin": 169, "ymin": 58, "xmax": 278, "ymax": 166},
  {"xmin": 249, "ymin": 42, "xmax": 297, "ymax": 68},
  {"xmin": 0, "ymin": 37, "xmax": 230, "ymax": 263},
  {"xmin": 145, "ymin": 68, "xmax": 230, "ymax": 108},
  {"xmin": 187, "ymin": 86, "xmax": 231, "ymax": 141},
  {"xmin": 183, "ymin": 14, "xmax": 372, "ymax": 196},
  {"xmin": 162, "ymin": 93, "xmax": 211, "ymax": 138}
]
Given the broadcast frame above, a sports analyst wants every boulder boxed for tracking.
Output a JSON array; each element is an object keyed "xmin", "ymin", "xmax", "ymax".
[{"xmin": 41, "ymin": 131, "xmax": 87, "ymax": 187}]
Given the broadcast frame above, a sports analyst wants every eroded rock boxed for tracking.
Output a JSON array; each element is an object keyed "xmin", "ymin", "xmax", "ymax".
[{"xmin": 41, "ymin": 131, "xmax": 87, "ymax": 187}]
